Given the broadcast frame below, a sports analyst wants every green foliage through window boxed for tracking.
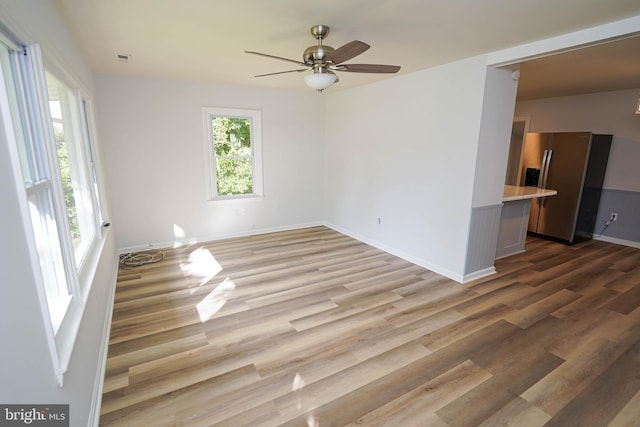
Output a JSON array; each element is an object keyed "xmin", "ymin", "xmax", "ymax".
[
  {"xmin": 52, "ymin": 110, "xmax": 81, "ymax": 249},
  {"xmin": 211, "ymin": 116, "xmax": 254, "ymax": 196},
  {"xmin": 56, "ymin": 138, "xmax": 81, "ymax": 247}
]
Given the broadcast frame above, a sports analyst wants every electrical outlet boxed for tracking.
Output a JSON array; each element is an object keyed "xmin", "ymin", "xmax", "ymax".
[{"xmin": 611, "ymin": 213, "xmax": 618, "ymax": 222}]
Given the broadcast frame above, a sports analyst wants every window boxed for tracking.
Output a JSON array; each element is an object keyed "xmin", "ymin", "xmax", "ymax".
[
  {"xmin": 0, "ymin": 41, "xmax": 72, "ymax": 331},
  {"xmin": 0, "ymin": 38, "xmax": 105, "ymax": 385},
  {"xmin": 203, "ymin": 107, "xmax": 263, "ymax": 200},
  {"xmin": 45, "ymin": 70, "xmax": 99, "ymax": 268}
]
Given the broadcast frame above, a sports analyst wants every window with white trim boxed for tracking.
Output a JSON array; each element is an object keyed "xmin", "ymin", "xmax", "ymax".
[
  {"xmin": 0, "ymin": 37, "xmax": 105, "ymax": 385},
  {"xmin": 203, "ymin": 107, "xmax": 263, "ymax": 201},
  {"xmin": 0, "ymin": 41, "xmax": 72, "ymax": 332},
  {"xmin": 45, "ymin": 69, "xmax": 100, "ymax": 269}
]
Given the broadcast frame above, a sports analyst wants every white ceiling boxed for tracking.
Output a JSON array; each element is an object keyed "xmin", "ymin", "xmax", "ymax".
[
  {"xmin": 516, "ymin": 34, "xmax": 640, "ymax": 100},
  {"xmin": 53, "ymin": 0, "xmax": 640, "ymax": 98}
]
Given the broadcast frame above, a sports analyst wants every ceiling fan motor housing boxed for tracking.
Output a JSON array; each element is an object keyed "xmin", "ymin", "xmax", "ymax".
[
  {"xmin": 303, "ymin": 45, "xmax": 334, "ymax": 64},
  {"xmin": 304, "ymin": 24, "xmax": 334, "ymax": 65}
]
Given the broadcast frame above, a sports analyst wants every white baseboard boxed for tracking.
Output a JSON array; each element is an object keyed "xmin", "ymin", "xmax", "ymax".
[
  {"xmin": 592, "ymin": 234, "xmax": 640, "ymax": 249},
  {"xmin": 117, "ymin": 221, "xmax": 325, "ymax": 254},
  {"xmin": 462, "ymin": 266, "xmax": 497, "ymax": 283},
  {"xmin": 324, "ymin": 222, "xmax": 465, "ymax": 283},
  {"xmin": 495, "ymin": 249, "xmax": 525, "ymax": 260},
  {"xmin": 118, "ymin": 220, "xmax": 506, "ymax": 286}
]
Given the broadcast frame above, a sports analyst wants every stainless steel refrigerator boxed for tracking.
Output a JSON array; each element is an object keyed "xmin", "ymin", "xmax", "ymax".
[{"xmin": 521, "ymin": 132, "xmax": 612, "ymax": 244}]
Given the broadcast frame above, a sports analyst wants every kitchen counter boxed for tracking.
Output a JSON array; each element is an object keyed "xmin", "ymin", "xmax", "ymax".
[
  {"xmin": 496, "ymin": 185, "xmax": 557, "ymax": 259},
  {"xmin": 502, "ymin": 185, "xmax": 557, "ymax": 201}
]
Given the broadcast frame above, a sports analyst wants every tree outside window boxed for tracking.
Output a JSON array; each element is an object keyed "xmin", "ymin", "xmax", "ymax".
[
  {"xmin": 203, "ymin": 107, "xmax": 262, "ymax": 200},
  {"xmin": 212, "ymin": 116, "xmax": 253, "ymax": 195},
  {"xmin": 46, "ymin": 71, "xmax": 97, "ymax": 265}
]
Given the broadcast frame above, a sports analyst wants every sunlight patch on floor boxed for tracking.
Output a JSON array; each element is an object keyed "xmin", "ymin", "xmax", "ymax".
[
  {"xmin": 180, "ymin": 247, "xmax": 223, "ymax": 289},
  {"xmin": 196, "ymin": 278, "xmax": 236, "ymax": 322}
]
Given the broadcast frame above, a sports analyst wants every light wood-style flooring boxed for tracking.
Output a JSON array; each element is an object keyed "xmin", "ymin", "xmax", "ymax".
[{"xmin": 100, "ymin": 226, "xmax": 640, "ymax": 426}]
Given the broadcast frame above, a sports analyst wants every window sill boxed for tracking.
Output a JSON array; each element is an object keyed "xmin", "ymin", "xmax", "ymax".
[
  {"xmin": 52, "ymin": 224, "xmax": 111, "ymax": 387},
  {"xmin": 207, "ymin": 194, "xmax": 264, "ymax": 205}
]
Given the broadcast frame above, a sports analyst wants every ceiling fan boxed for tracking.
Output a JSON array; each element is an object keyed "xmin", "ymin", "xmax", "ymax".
[{"xmin": 245, "ymin": 24, "xmax": 401, "ymax": 92}]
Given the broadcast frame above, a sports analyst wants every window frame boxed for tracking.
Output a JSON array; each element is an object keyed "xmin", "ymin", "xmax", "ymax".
[
  {"xmin": 44, "ymin": 68, "xmax": 101, "ymax": 275},
  {"xmin": 202, "ymin": 106, "xmax": 263, "ymax": 202},
  {"xmin": 0, "ymin": 38, "xmax": 107, "ymax": 387}
]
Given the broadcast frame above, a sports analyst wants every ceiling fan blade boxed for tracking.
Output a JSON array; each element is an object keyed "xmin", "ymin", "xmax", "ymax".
[
  {"xmin": 336, "ymin": 64, "xmax": 401, "ymax": 73},
  {"xmin": 245, "ymin": 51, "xmax": 306, "ymax": 66},
  {"xmin": 329, "ymin": 41, "xmax": 370, "ymax": 64},
  {"xmin": 254, "ymin": 69, "xmax": 307, "ymax": 77}
]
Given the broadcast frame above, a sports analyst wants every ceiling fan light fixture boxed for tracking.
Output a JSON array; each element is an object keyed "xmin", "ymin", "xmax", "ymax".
[
  {"xmin": 304, "ymin": 72, "xmax": 337, "ymax": 91},
  {"xmin": 247, "ymin": 24, "xmax": 399, "ymax": 91}
]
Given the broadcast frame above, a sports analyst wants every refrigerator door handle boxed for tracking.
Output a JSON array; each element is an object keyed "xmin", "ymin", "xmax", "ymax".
[
  {"xmin": 537, "ymin": 149, "xmax": 550, "ymax": 207},
  {"xmin": 541, "ymin": 149, "xmax": 553, "ymax": 189},
  {"xmin": 540, "ymin": 149, "xmax": 553, "ymax": 207}
]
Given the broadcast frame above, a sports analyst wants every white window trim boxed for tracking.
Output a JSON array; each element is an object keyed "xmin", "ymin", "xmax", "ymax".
[
  {"xmin": 2, "ymin": 40, "xmax": 108, "ymax": 387},
  {"xmin": 45, "ymin": 70, "xmax": 102, "ymax": 275},
  {"xmin": 202, "ymin": 106, "xmax": 263, "ymax": 203}
]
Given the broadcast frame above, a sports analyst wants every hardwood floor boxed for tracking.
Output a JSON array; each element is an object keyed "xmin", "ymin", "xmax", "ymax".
[{"xmin": 100, "ymin": 226, "xmax": 640, "ymax": 426}]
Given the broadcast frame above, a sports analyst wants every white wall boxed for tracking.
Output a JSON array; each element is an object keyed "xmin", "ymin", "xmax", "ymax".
[
  {"xmin": 515, "ymin": 89, "xmax": 640, "ymax": 191},
  {"xmin": 1, "ymin": 4, "xmax": 637, "ymax": 425},
  {"xmin": 472, "ymin": 67, "xmax": 519, "ymax": 207},
  {"xmin": 464, "ymin": 66, "xmax": 519, "ymax": 278},
  {"xmin": 96, "ymin": 75, "xmax": 325, "ymax": 249},
  {"xmin": 94, "ymin": 13, "xmax": 640, "ymax": 274},
  {"xmin": 0, "ymin": 2, "xmax": 117, "ymax": 426},
  {"xmin": 324, "ymin": 55, "xmax": 490, "ymax": 280},
  {"xmin": 0, "ymin": 0, "xmax": 93, "ymax": 89}
]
